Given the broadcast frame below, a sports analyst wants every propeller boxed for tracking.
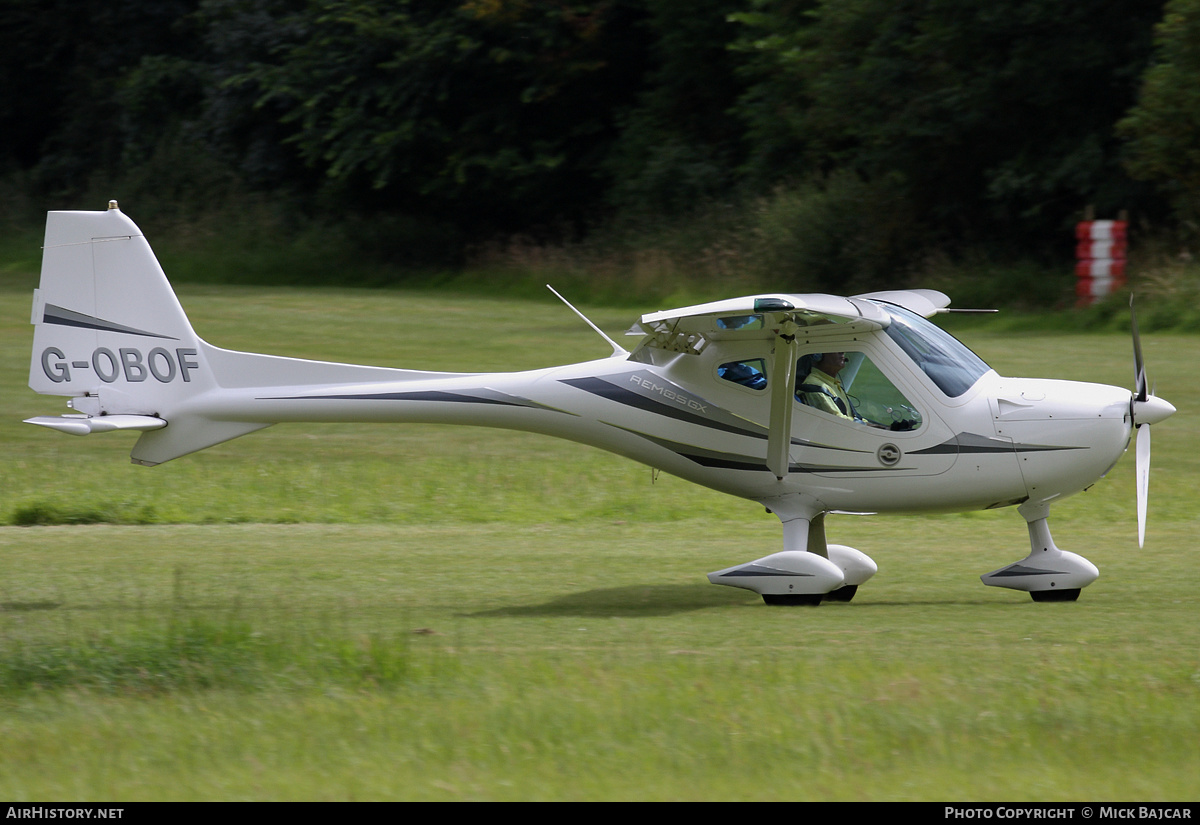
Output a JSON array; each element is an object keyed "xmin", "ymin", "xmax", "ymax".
[{"xmin": 1128, "ymin": 296, "xmax": 1176, "ymax": 547}]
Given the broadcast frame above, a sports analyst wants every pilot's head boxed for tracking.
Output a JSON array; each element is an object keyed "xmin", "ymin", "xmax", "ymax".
[{"xmin": 815, "ymin": 352, "xmax": 847, "ymax": 376}]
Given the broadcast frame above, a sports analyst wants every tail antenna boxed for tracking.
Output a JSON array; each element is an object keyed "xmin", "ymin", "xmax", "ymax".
[{"xmin": 546, "ymin": 285, "xmax": 628, "ymax": 358}]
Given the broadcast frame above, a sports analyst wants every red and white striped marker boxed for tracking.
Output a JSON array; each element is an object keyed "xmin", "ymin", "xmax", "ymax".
[{"xmin": 1076, "ymin": 220, "xmax": 1127, "ymax": 305}]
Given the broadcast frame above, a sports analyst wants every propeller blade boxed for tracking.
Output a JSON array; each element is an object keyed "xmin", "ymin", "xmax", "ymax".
[
  {"xmin": 1136, "ymin": 423, "xmax": 1150, "ymax": 548},
  {"xmin": 1131, "ymin": 295, "xmax": 1148, "ymax": 403},
  {"xmin": 1128, "ymin": 296, "xmax": 1175, "ymax": 548}
]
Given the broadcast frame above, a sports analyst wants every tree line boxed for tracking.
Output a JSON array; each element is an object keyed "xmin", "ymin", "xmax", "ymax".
[{"xmin": 2, "ymin": 0, "xmax": 1196, "ymax": 282}]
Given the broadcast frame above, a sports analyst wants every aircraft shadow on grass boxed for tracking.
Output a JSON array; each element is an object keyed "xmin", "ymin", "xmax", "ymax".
[
  {"xmin": 465, "ymin": 585, "xmax": 1004, "ymax": 618},
  {"xmin": 466, "ymin": 584, "xmax": 745, "ymax": 619},
  {"xmin": 465, "ymin": 582, "xmax": 1012, "ymax": 613}
]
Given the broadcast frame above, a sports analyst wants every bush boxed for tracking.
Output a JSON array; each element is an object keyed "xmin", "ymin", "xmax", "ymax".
[{"xmin": 745, "ymin": 173, "xmax": 921, "ymax": 294}]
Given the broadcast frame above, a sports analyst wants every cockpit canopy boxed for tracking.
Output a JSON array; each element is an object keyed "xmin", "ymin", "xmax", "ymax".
[
  {"xmin": 632, "ymin": 290, "xmax": 993, "ymax": 399},
  {"xmin": 879, "ymin": 303, "xmax": 990, "ymax": 397}
]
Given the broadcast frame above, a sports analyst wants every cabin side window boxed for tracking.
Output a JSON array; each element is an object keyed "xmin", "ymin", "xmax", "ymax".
[
  {"xmin": 716, "ymin": 315, "xmax": 764, "ymax": 331},
  {"xmin": 717, "ymin": 358, "xmax": 768, "ymax": 390}
]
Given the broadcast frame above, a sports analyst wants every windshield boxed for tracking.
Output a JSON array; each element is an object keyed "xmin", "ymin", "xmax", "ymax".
[{"xmin": 881, "ymin": 304, "xmax": 990, "ymax": 397}]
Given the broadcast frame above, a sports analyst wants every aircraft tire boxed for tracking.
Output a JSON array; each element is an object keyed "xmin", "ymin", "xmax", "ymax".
[
  {"xmin": 822, "ymin": 585, "xmax": 858, "ymax": 603},
  {"xmin": 762, "ymin": 593, "xmax": 823, "ymax": 606},
  {"xmin": 1029, "ymin": 588, "xmax": 1081, "ymax": 603}
]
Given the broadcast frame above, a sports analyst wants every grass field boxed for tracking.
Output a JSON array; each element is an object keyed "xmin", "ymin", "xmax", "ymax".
[{"xmin": 1, "ymin": 267, "xmax": 1198, "ymax": 800}]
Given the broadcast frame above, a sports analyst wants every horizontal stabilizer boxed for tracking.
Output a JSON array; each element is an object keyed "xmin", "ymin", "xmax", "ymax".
[
  {"xmin": 24, "ymin": 414, "xmax": 166, "ymax": 436},
  {"xmin": 130, "ymin": 418, "xmax": 272, "ymax": 466}
]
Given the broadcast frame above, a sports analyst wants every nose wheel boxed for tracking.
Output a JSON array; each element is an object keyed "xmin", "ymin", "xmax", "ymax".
[{"xmin": 981, "ymin": 502, "xmax": 1098, "ymax": 601}]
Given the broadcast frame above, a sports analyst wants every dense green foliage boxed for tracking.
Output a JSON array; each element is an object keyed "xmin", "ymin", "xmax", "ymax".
[
  {"xmin": 732, "ymin": 1, "xmax": 1163, "ymax": 245},
  {"xmin": 1119, "ymin": 0, "xmax": 1200, "ymax": 224},
  {"xmin": 2, "ymin": 0, "xmax": 1197, "ymax": 288}
]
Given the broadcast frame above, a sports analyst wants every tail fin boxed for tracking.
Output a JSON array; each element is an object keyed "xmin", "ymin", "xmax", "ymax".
[
  {"xmin": 27, "ymin": 202, "xmax": 267, "ymax": 464},
  {"xmin": 28, "ymin": 202, "xmax": 456, "ymax": 465}
]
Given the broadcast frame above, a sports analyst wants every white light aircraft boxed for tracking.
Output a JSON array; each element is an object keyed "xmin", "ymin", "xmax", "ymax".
[{"xmin": 26, "ymin": 203, "xmax": 1176, "ymax": 604}]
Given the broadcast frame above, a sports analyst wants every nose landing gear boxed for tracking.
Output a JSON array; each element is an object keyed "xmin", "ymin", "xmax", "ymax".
[{"xmin": 981, "ymin": 501, "xmax": 1099, "ymax": 602}]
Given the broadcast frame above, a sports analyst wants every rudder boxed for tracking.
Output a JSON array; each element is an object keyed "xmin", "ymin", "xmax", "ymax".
[
  {"xmin": 27, "ymin": 202, "xmax": 454, "ymax": 465},
  {"xmin": 26, "ymin": 202, "xmax": 241, "ymax": 459},
  {"xmin": 30, "ymin": 201, "xmax": 206, "ymax": 400}
]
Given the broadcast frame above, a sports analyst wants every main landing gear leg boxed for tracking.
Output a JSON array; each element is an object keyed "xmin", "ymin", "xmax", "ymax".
[
  {"xmin": 980, "ymin": 501, "xmax": 1099, "ymax": 602},
  {"xmin": 706, "ymin": 496, "xmax": 878, "ymax": 605}
]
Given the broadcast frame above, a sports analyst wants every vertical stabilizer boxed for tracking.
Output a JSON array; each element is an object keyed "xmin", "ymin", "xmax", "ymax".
[
  {"xmin": 26, "ymin": 203, "xmax": 256, "ymax": 463},
  {"xmin": 30, "ymin": 202, "xmax": 206, "ymax": 400},
  {"xmin": 26, "ymin": 203, "xmax": 453, "ymax": 465}
]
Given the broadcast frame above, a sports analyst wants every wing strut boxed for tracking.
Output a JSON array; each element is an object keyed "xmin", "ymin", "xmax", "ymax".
[{"xmin": 766, "ymin": 321, "xmax": 799, "ymax": 479}]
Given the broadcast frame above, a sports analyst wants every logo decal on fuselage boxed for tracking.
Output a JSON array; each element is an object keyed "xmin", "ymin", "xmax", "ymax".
[
  {"xmin": 559, "ymin": 372, "xmax": 765, "ymax": 439},
  {"xmin": 626, "ymin": 373, "xmax": 710, "ymax": 414},
  {"xmin": 877, "ymin": 443, "xmax": 902, "ymax": 466}
]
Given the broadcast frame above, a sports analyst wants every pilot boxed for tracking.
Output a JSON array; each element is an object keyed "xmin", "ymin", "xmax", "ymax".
[{"xmin": 797, "ymin": 352, "xmax": 857, "ymax": 420}]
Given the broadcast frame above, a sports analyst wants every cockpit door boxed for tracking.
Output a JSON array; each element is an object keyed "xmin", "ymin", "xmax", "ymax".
[{"xmin": 788, "ymin": 347, "xmax": 960, "ymax": 479}]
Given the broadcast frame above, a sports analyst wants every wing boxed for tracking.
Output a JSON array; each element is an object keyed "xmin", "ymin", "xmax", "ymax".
[
  {"xmin": 639, "ymin": 293, "xmax": 893, "ymax": 328},
  {"xmin": 852, "ymin": 289, "xmax": 951, "ymax": 318}
]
